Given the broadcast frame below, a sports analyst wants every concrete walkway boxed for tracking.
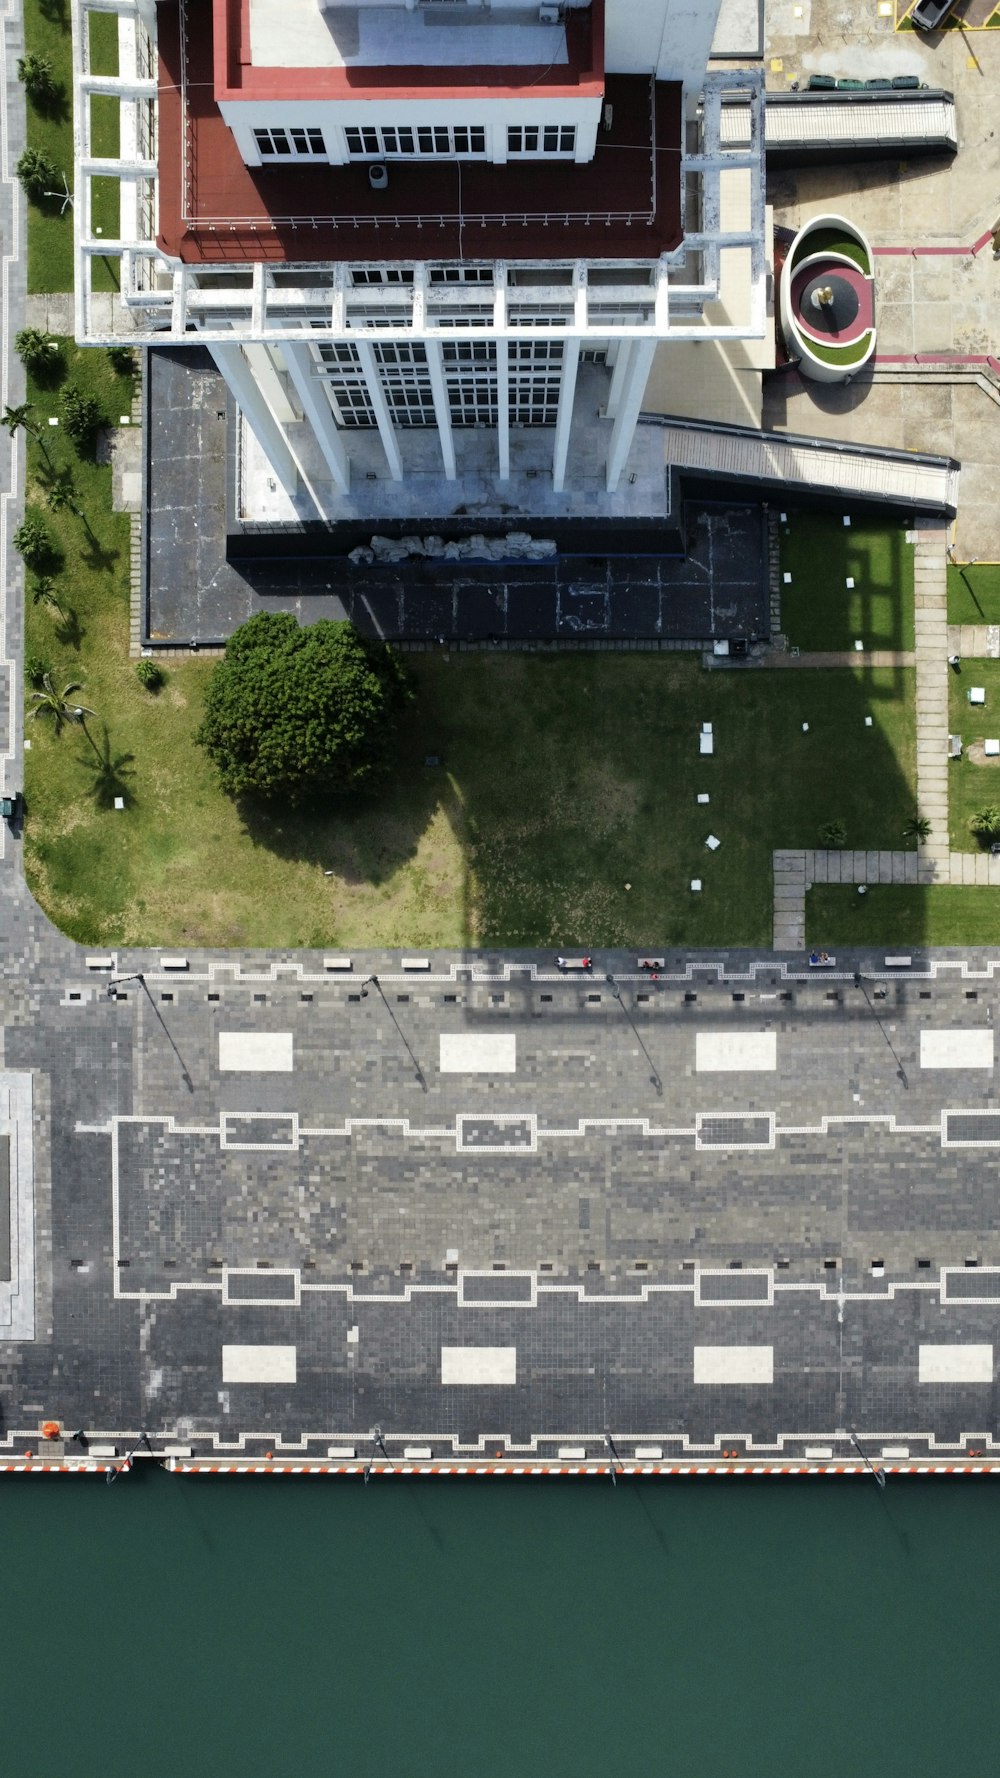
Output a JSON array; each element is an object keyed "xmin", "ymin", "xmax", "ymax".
[
  {"xmin": 948, "ymin": 624, "xmax": 1000, "ymax": 659},
  {"xmin": 913, "ymin": 522, "xmax": 951, "ymax": 877}
]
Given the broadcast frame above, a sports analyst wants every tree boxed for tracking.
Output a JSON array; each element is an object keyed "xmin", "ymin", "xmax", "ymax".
[
  {"xmin": 28, "ymin": 674, "xmax": 95, "ymax": 738},
  {"xmin": 903, "ymin": 812, "xmax": 931, "ymax": 844},
  {"xmin": 4, "ymin": 400, "xmax": 54, "ymax": 469},
  {"xmin": 819, "ymin": 818, "xmax": 847, "ymax": 847},
  {"xmin": 14, "ymin": 511, "xmax": 56, "ymax": 570},
  {"xmin": 15, "ymin": 327, "xmax": 60, "ymax": 373},
  {"xmin": 31, "ymin": 575, "xmax": 65, "ymax": 620},
  {"xmin": 197, "ymin": 613, "xmax": 411, "ymax": 804},
  {"xmin": 15, "ymin": 145, "xmax": 61, "ymax": 200},
  {"xmin": 17, "ymin": 52, "xmax": 59, "ymax": 106}
]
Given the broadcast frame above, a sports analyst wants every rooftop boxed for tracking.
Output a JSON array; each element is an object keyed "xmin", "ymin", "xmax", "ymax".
[
  {"xmin": 214, "ymin": 0, "xmax": 602, "ymax": 101},
  {"xmin": 158, "ymin": 1, "xmax": 681, "ymax": 263},
  {"xmin": 247, "ymin": 0, "xmax": 571, "ymax": 72}
]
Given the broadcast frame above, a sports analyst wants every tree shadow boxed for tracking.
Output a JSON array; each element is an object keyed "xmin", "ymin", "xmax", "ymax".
[
  {"xmin": 54, "ymin": 605, "xmax": 86, "ymax": 651},
  {"xmin": 29, "ymin": 347, "xmax": 67, "ymax": 392},
  {"xmin": 28, "ymin": 84, "xmax": 71, "ymax": 125},
  {"xmin": 75, "ymin": 724, "xmax": 136, "ymax": 810},
  {"xmin": 80, "ymin": 532, "xmax": 121, "ymax": 576},
  {"xmin": 37, "ymin": 0, "xmax": 67, "ymax": 23}
]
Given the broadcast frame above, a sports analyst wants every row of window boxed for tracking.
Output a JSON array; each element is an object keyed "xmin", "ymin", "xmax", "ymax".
[
  {"xmin": 252, "ymin": 124, "xmax": 577, "ymax": 162},
  {"xmin": 315, "ymin": 340, "xmax": 564, "ymax": 429}
]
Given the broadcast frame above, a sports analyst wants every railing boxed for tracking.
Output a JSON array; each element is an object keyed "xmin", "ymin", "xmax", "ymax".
[{"xmin": 194, "ymin": 209, "xmax": 660, "ymax": 232}]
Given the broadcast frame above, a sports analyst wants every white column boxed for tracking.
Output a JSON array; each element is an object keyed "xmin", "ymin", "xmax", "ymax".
[
  {"xmin": 243, "ymin": 342, "xmax": 299, "ymax": 424},
  {"xmin": 552, "ymin": 339, "xmax": 580, "ymax": 494},
  {"xmin": 605, "ymin": 338, "xmax": 656, "ymax": 493},
  {"xmin": 603, "ymin": 341, "xmax": 633, "ymax": 420},
  {"xmin": 282, "ymin": 343, "xmax": 350, "ymax": 496},
  {"xmin": 209, "ymin": 341, "xmax": 297, "ymax": 496},
  {"xmin": 425, "ymin": 339, "xmax": 457, "ymax": 481},
  {"xmin": 354, "ymin": 340, "xmax": 403, "ymax": 482},
  {"xmin": 496, "ymin": 338, "xmax": 510, "ymax": 482}
]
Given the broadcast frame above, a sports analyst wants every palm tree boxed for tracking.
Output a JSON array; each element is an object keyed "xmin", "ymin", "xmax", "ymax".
[
  {"xmin": 44, "ymin": 471, "xmax": 99, "ymax": 546},
  {"xmin": 3, "ymin": 400, "xmax": 53, "ymax": 470},
  {"xmin": 31, "ymin": 576, "xmax": 65, "ymax": 621},
  {"xmin": 28, "ymin": 674, "xmax": 95, "ymax": 738}
]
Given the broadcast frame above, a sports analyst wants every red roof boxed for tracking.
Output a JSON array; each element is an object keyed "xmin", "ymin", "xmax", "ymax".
[{"xmin": 156, "ymin": 0, "xmax": 682, "ymax": 265}]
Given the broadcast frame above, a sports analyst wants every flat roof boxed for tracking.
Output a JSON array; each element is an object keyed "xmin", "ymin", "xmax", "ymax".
[
  {"xmin": 214, "ymin": 0, "xmax": 603, "ymax": 102},
  {"xmin": 248, "ymin": 0, "xmax": 571, "ymax": 72},
  {"xmin": 157, "ymin": 2, "xmax": 682, "ymax": 265}
]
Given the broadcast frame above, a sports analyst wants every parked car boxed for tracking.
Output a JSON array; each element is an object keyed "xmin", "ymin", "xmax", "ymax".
[
  {"xmin": 1, "ymin": 791, "xmax": 22, "ymax": 822},
  {"xmin": 911, "ymin": 0, "xmax": 959, "ymax": 30}
]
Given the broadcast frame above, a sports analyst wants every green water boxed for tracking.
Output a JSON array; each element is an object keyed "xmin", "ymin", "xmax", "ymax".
[{"xmin": 4, "ymin": 1470, "xmax": 996, "ymax": 1774}]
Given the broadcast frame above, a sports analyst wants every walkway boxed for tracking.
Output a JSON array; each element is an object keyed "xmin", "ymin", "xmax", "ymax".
[
  {"xmin": 948, "ymin": 624, "xmax": 1000, "ymax": 659},
  {"xmin": 913, "ymin": 522, "xmax": 951, "ymax": 875}
]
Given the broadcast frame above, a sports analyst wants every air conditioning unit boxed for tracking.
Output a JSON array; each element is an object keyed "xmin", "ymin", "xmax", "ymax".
[
  {"xmin": 539, "ymin": 4, "xmax": 562, "ymax": 24},
  {"xmin": 368, "ymin": 163, "xmax": 388, "ymax": 191}
]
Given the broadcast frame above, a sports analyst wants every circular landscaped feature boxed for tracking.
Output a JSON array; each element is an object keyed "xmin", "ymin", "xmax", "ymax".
[{"xmin": 780, "ymin": 213, "xmax": 876, "ymax": 384}]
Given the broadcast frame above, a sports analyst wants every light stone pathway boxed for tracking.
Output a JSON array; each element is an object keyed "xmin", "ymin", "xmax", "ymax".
[{"xmin": 947, "ymin": 624, "xmax": 1000, "ymax": 659}]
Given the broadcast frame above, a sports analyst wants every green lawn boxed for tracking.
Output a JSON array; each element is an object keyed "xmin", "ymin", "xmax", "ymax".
[
  {"xmin": 947, "ymin": 659, "xmax": 1000, "ymax": 849},
  {"xmin": 24, "ymin": 0, "xmax": 119, "ymax": 293},
  {"xmin": 947, "ymin": 563, "xmax": 1000, "ymax": 626},
  {"xmin": 779, "ymin": 511, "xmax": 915, "ymax": 652},
  {"xmin": 808, "ymin": 885, "xmax": 1000, "ymax": 948},
  {"xmin": 21, "ymin": 365, "xmax": 919, "ymax": 949}
]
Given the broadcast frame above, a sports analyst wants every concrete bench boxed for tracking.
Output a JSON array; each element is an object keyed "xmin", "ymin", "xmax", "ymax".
[
  {"xmin": 884, "ymin": 956, "xmax": 912, "ymax": 968},
  {"xmin": 160, "ymin": 956, "xmax": 189, "ymax": 971},
  {"xmin": 401, "ymin": 957, "xmax": 431, "ymax": 971},
  {"xmin": 557, "ymin": 1446, "xmax": 588, "ymax": 1462},
  {"xmin": 637, "ymin": 957, "xmax": 665, "ymax": 970},
  {"xmin": 323, "ymin": 957, "xmax": 353, "ymax": 971},
  {"xmin": 327, "ymin": 1446, "xmax": 356, "ymax": 1460},
  {"xmin": 85, "ymin": 956, "xmax": 115, "ymax": 970},
  {"xmin": 948, "ymin": 734, "xmax": 962, "ymax": 758},
  {"xmin": 557, "ymin": 956, "xmax": 592, "ymax": 971},
  {"xmin": 403, "ymin": 1445, "xmax": 432, "ymax": 1460},
  {"xmin": 634, "ymin": 1446, "xmax": 663, "ymax": 1461}
]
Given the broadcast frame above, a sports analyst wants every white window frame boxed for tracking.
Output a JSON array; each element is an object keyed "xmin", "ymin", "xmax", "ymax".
[
  {"xmin": 253, "ymin": 126, "xmax": 326, "ymax": 159},
  {"xmin": 507, "ymin": 125, "xmax": 576, "ymax": 157},
  {"xmin": 344, "ymin": 124, "xmax": 486, "ymax": 159}
]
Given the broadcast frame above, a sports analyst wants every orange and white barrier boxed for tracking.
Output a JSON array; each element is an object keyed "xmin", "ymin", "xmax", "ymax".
[{"xmin": 162, "ymin": 1458, "xmax": 1000, "ymax": 1479}]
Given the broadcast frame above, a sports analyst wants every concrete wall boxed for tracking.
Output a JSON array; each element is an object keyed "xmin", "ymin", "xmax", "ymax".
[{"xmin": 605, "ymin": 0, "xmax": 723, "ymax": 88}]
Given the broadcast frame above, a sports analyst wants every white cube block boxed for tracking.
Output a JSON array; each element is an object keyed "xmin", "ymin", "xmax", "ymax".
[
  {"xmin": 705, "ymin": 834, "xmax": 721, "ymax": 851},
  {"xmin": 865, "ymin": 716, "xmax": 873, "ymax": 727},
  {"xmin": 780, "ymin": 512, "xmax": 787, "ymax": 522},
  {"xmin": 969, "ymin": 688, "xmax": 986, "ymax": 705},
  {"xmin": 48, "ymin": 417, "xmax": 58, "ymax": 426},
  {"xmin": 802, "ymin": 722, "xmax": 809, "ymax": 732},
  {"xmin": 843, "ymin": 516, "xmax": 851, "ymax": 527},
  {"xmin": 783, "ymin": 572, "xmax": 792, "ymax": 584},
  {"xmin": 985, "ymin": 740, "xmax": 1000, "ymax": 757},
  {"xmin": 690, "ymin": 879, "xmax": 702, "ymax": 893},
  {"xmin": 697, "ymin": 792, "xmax": 710, "ymax": 804},
  {"xmin": 699, "ymin": 733, "xmax": 714, "ymax": 754},
  {"xmin": 113, "ymin": 796, "xmax": 125, "ymax": 810},
  {"xmin": 846, "ymin": 577, "xmax": 855, "ymax": 589},
  {"xmin": 702, "ymin": 721, "xmax": 713, "ymax": 734},
  {"xmin": 854, "ymin": 640, "xmax": 864, "ymax": 652},
  {"xmin": 713, "ymin": 639, "xmax": 729, "ymax": 656}
]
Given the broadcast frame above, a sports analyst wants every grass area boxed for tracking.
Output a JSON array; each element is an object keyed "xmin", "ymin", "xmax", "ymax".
[
  {"xmin": 808, "ymin": 885, "xmax": 1000, "ymax": 947},
  {"xmin": 23, "ymin": 0, "xmax": 119, "ymax": 293},
  {"xmin": 790, "ymin": 230, "xmax": 870, "ymax": 274},
  {"xmin": 21, "ymin": 372, "xmax": 919, "ymax": 949},
  {"xmin": 800, "ymin": 331, "xmax": 874, "ymax": 368},
  {"xmin": 948, "ymin": 659, "xmax": 1000, "ymax": 849},
  {"xmin": 947, "ymin": 563, "xmax": 1000, "ymax": 626},
  {"xmin": 779, "ymin": 511, "xmax": 916, "ymax": 653}
]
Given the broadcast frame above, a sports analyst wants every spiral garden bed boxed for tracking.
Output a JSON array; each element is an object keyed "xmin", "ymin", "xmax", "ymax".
[{"xmin": 780, "ymin": 213, "xmax": 876, "ymax": 382}]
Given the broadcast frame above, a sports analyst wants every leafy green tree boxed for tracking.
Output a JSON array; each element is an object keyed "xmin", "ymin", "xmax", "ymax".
[
  {"xmin": 135, "ymin": 658, "xmax": 164, "ymax": 691},
  {"xmin": 197, "ymin": 613, "xmax": 411, "ymax": 803},
  {"xmin": 14, "ymin": 511, "xmax": 56, "ymax": 570},
  {"xmin": 24, "ymin": 652, "xmax": 51, "ymax": 688},
  {"xmin": 28, "ymin": 674, "xmax": 95, "ymax": 737},
  {"xmin": 17, "ymin": 52, "xmax": 59, "ymax": 105},
  {"xmin": 15, "ymin": 145, "xmax": 61, "ymax": 200},
  {"xmin": 819, "ymin": 818, "xmax": 847, "ymax": 848},
  {"xmin": 15, "ymin": 327, "xmax": 60, "ymax": 372}
]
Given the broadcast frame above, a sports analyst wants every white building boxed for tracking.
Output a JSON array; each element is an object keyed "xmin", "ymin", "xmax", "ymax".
[{"xmin": 70, "ymin": 0, "xmax": 767, "ymax": 519}]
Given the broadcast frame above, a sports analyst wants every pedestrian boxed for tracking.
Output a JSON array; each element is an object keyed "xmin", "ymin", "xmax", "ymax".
[{"xmin": 556, "ymin": 956, "xmax": 567, "ymax": 969}]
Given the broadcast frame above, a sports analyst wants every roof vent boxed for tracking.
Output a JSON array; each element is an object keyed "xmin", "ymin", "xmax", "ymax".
[
  {"xmin": 368, "ymin": 163, "xmax": 388, "ymax": 192},
  {"xmin": 539, "ymin": 3, "xmax": 562, "ymax": 23}
]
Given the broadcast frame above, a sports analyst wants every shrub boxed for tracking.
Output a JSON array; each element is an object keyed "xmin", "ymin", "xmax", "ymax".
[
  {"xmin": 61, "ymin": 384, "xmax": 106, "ymax": 451},
  {"xmin": 969, "ymin": 805, "xmax": 1000, "ymax": 844},
  {"xmin": 197, "ymin": 613, "xmax": 412, "ymax": 804},
  {"xmin": 818, "ymin": 818, "xmax": 847, "ymax": 847},
  {"xmin": 14, "ymin": 512, "xmax": 55, "ymax": 570},
  {"xmin": 24, "ymin": 653, "xmax": 51, "ymax": 688},
  {"xmin": 15, "ymin": 146, "xmax": 61, "ymax": 201},
  {"xmin": 107, "ymin": 345, "xmax": 138, "ymax": 379},
  {"xmin": 15, "ymin": 328, "xmax": 61, "ymax": 374},
  {"xmin": 135, "ymin": 658, "xmax": 164, "ymax": 691}
]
